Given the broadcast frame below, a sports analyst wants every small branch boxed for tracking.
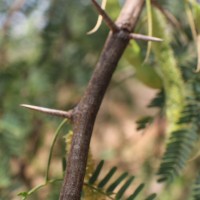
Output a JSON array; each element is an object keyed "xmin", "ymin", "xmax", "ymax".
[
  {"xmin": 59, "ymin": 0, "xmax": 145, "ymax": 199},
  {"xmin": 152, "ymin": 0, "xmax": 181, "ymax": 29},
  {"xmin": 46, "ymin": 119, "xmax": 67, "ymax": 182},
  {"xmin": 91, "ymin": 0, "xmax": 119, "ymax": 32},
  {"xmin": 129, "ymin": 33, "xmax": 163, "ymax": 42},
  {"xmin": 87, "ymin": 0, "xmax": 107, "ymax": 34},
  {"xmin": 20, "ymin": 104, "xmax": 73, "ymax": 120}
]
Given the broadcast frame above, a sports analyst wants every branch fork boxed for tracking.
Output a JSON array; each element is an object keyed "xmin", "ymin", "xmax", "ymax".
[
  {"xmin": 21, "ymin": 0, "xmax": 162, "ymax": 123},
  {"xmin": 20, "ymin": 1, "xmax": 159, "ymax": 199},
  {"xmin": 91, "ymin": 0, "xmax": 163, "ymax": 42}
]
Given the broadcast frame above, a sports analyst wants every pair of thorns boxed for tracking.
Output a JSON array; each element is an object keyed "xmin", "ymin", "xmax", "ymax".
[{"xmin": 21, "ymin": 0, "xmax": 162, "ymax": 118}]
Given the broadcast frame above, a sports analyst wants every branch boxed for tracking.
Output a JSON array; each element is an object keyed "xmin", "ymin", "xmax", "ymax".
[
  {"xmin": 87, "ymin": 0, "xmax": 109, "ymax": 34},
  {"xmin": 152, "ymin": 0, "xmax": 181, "ymax": 29},
  {"xmin": 91, "ymin": 0, "xmax": 119, "ymax": 32},
  {"xmin": 59, "ymin": 0, "xmax": 145, "ymax": 199}
]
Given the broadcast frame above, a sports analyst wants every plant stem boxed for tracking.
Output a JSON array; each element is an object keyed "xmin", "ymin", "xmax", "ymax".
[
  {"xmin": 45, "ymin": 119, "xmax": 67, "ymax": 182},
  {"xmin": 59, "ymin": 0, "xmax": 145, "ymax": 199}
]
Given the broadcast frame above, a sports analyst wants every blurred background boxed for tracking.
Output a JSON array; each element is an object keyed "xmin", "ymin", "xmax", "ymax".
[{"xmin": 0, "ymin": 0, "xmax": 196, "ymax": 199}]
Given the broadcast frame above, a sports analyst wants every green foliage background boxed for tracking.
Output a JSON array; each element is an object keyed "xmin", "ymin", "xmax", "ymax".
[
  {"xmin": 0, "ymin": 0, "xmax": 200, "ymax": 199},
  {"xmin": 0, "ymin": 0, "xmax": 105, "ymax": 198}
]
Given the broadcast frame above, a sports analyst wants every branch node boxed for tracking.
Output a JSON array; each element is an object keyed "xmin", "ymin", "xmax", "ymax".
[
  {"xmin": 91, "ymin": 0, "xmax": 119, "ymax": 32},
  {"xmin": 20, "ymin": 104, "xmax": 73, "ymax": 120}
]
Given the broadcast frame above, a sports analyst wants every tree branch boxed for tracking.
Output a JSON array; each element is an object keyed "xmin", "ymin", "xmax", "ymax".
[
  {"xmin": 152, "ymin": 0, "xmax": 181, "ymax": 29},
  {"xmin": 91, "ymin": 0, "xmax": 119, "ymax": 32},
  {"xmin": 59, "ymin": 0, "xmax": 145, "ymax": 199}
]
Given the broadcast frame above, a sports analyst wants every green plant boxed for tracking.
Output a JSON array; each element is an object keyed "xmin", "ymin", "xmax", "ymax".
[{"xmin": 1, "ymin": 0, "xmax": 200, "ymax": 199}]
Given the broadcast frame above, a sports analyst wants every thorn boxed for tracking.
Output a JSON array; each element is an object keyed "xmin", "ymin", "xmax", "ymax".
[
  {"xmin": 129, "ymin": 33, "xmax": 163, "ymax": 42},
  {"xmin": 20, "ymin": 104, "xmax": 73, "ymax": 119},
  {"xmin": 87, "ymin": 15, "xmax": 103, "ymax": 35},
  {"xmin": 87, "ymin": 0, "xmax": 107, "ymax": 35},
  {"xmin": 91, "ymin": 0, "xmax": 119, "ymax": 32}
]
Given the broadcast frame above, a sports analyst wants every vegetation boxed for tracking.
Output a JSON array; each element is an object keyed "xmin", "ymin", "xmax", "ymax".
[{"xmin": 0, "ymin": 0, "xmax": 200, "ymax": 199}]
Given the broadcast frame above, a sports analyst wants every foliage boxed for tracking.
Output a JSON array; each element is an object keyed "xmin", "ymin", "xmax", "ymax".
[
  {"xmin": 84, "ymin": 160, "xmax": 157, "ymax": 200},
  {"xmin": 1, "ymin": 0, "xmax": 200, "ymax": 199},
  {"xmin": 19, "ymin": 158, "xmax": 157, "ymax": 200},
  {"xmin": 0, "ymin": 0, "xmax": 102, "ymax": 198}
]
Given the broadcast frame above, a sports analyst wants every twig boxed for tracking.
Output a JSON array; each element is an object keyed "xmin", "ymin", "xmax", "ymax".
[
  {"xmin": 21, "ymin": 1, "xmax": 149, "ymax": 199},
  {"xmin": 91, "ymin": 0, "xmax": 119, "ymax": 32},
  {"xmin": 59, "ymin": 0, "xmax": 145, "ymax": 199},
  {"xmin": 87, "ymin": 0, "xmax": 108, "ymax": 34},
  {"xmin": 20, "ymin": 104, "xmax": 73, "ymax": 120},
  {"xmin": 45, "ymin": 119, "xmax": 67, "ymax": 182},
  {"xmin": 152, "ymin": 0, "xmax": 182, "ymax": 29}
]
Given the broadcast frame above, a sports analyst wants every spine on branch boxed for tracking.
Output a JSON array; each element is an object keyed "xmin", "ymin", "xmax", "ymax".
[
  {"xmin": 21, "ymin": 1, "xmax": 157, "ymax": 199},
  {"xmin": 59, "ymin": 0, "xmax": 145, "ymax": 199}
]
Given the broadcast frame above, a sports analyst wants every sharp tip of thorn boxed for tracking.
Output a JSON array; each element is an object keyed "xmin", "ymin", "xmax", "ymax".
[
  {"xmin": 86, "ymin": 31, "xmax": 94, "ymax": 35},
  {"xmin": 20, "ymin": 104, "xmax": 38, "ymax": 109},
  {"xmin": 156, "ymin": 38, "xmax": 164, "ymax": 42},
  {"xmin": 20, "ymin": 104, "xmax": 28, "ymax": 107}
]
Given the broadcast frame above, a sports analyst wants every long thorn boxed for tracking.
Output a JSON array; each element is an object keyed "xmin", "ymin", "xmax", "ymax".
[
  {"xmin": 20, "ymin": 104, "xmax": 73, "ymax": 119},
  {"xmin": 87, "ymin": 0, "xmax": 107, "ymax": 35},
  {"xmin": 91, "ymin": 0, "xmax": 119, "ymax": 32},
  {"xmin": 129, "ymin": 33, "xmax": 163, "ymax": 42}
]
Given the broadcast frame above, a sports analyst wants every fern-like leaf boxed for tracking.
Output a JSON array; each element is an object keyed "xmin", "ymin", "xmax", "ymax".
[
  {"xmin": 115, "ymin": 176, "xmax": 134, "ymax": 199},
  {"xmin": 89, "ymin": 160, "xmax": 104, "ymax": 185},
  {"xmin": 85, "ymin": 160, "xmax": 157, "ymax": 199},
  {"xmin": 136, "ymin": 116, "xmax": 154, "ymax": 130},
  {"xmin": 148, "ymin": 90, "xmax": 165, "ymax": 109},
  {"xmin": 126, "ymin": 183, "xmax": 144, "ymax": 200},
  {"xmin": 192, "ymin": 172, "xmax": 200, "ymax": 200},
  {"xmin": 106, "ymin": 172, "xmax": 129, "ymax": 194},
  {"xmin": 145, "ymin": 193, "xmax": 157, "ymax": 200},
  {"xmin": 157, "ymin": 127, "xmax": 199, "ymax": 182},
  {"xmin": 97, "ymin": 166, "xmax": 117, "ymax": 188}
]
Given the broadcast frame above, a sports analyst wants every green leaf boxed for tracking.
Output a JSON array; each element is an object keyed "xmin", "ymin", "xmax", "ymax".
[
  {"xmin": 18, "ymin": 191, "xmax": 28, "ymax": 200},
  {"xmin": 136, "ymin": 116, "xmax": 153, "ymax": 130},
  {"xmin": 192, "ymin": 172, "xmax": 200, "ymax": 200},
  {"xmin": 98, "ymin": 166, "xmax": 117, "ymax": 188},
  {"xmin": 116, "ymin": 176, "xmax": 134, "ymax": 199},
  {"xmin": 126, "ymin": 183, "xmax": 145, "ymax": 200},
  {"xmin": 106, "ymin": 172, "xmax": 129, "ymax": 193},
  {"xmin": 89, "ymin": 160, "xmax": 104, "ymax": 184},
  {"xmin": 145, "ymin": 193, "xmax": 157, "ymax": 200},
  {"xmin": 62, "ymin": 157, "xmax": 67, "ymax": 173}
]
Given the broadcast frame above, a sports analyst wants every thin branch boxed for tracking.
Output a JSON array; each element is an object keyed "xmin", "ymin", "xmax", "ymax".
[
  {"xmin": 45, "ymin": 119, "xmax": 67, "ymax": 182},
  {"xmin": 152, "ymin": 0, "xmax": 182, "ymax": 29},
  {"xmin": 87, "ymin": 0, "xmax": 108, "ymax": 34},
  {"xmin": 59, "ymin": 0, "xmax": 145, "ymax": 199},
  {"xmin": 129, "ymin": 33, "xmax": 163, "ymax": 42},
  {"xmin": 91, "ymin": 0, "xmax": 119, "ymax": 32},
  {"xmin": 20, "ymin": 104, "xmax": 73, "ymax": 120}
]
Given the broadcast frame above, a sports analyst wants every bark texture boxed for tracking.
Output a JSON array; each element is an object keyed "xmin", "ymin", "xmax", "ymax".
[{"xmin": 59, "ymin": 0, "xmax": 145, "ymax": 199}]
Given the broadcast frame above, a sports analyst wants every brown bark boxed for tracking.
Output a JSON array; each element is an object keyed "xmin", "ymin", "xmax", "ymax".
[{"xmin": 59, "ymin": 0, "xmax": 145, "ymax": 199}]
